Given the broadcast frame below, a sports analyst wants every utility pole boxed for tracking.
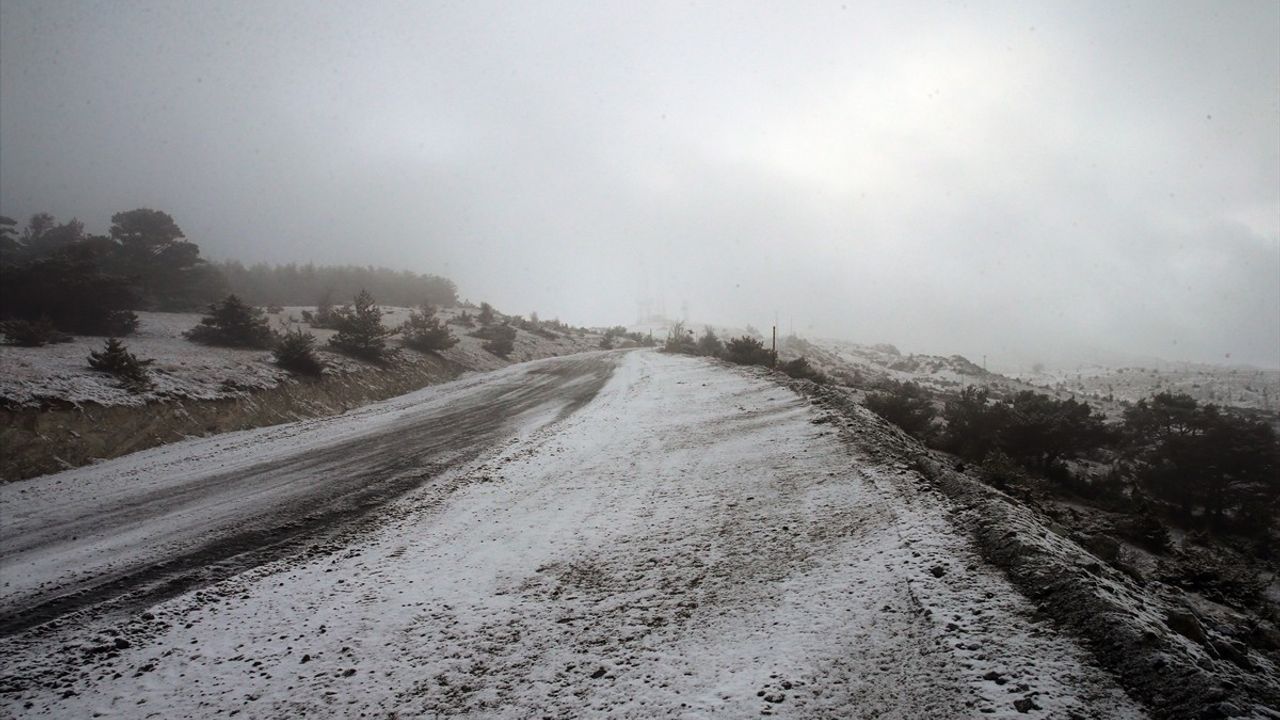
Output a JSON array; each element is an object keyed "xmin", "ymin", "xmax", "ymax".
[{"xmin": 771, "ymin": 325, "xmax": 777, "ymax": 367}]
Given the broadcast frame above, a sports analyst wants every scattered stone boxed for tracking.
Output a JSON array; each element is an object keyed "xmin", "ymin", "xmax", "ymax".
[
  {"xmin": 1210, "ymin": 639, "xmax": 1252, "ymax": 670},
  {"xmin": 1114, "ymin": 558, "xmax": 1146, "ymax": 584},
  {"xmin": 1013, "ymin": 697, "xmax": 1039, "ymax": 713},
  {"xmin": 1165, "ymin": 609, "xmax": 1208, "ymax": 645},
  {"xmin": 1083, "ymin": 534, "xmax": 1121, "ymax": 563},
  {"xmin": 590, "ymin": 667, "xmax": 607, "ymax": 679},
  {"xmin": 1198, "ymin": 701, "xmax": 1243, "ymax": 719},
  {"xmin": 113, "ymin": 638, "xmax": 131, "ymax": 650},
  {"xmin": 1248, "ymin": 623, "xmax": 1280, "ymax": 651},
  {"xmin": 763, "ymin": 693, "xmax": 785, "ymax": 704},
  {"xmin": 930, "ymin": 565, "xmax": 947, "ymax": 578},
  {"xmin": 300, "ymin": 654, "xmax": 311, "ymax": 664},
  {"xmin": 982, "ymin": 671, "xmax": 1007, "ymax": 685}
]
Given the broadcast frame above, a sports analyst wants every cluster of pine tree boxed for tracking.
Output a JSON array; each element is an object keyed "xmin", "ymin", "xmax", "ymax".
[{"xmin": 1, "ymin": 210, "xmax": 226, "ymax": 340}]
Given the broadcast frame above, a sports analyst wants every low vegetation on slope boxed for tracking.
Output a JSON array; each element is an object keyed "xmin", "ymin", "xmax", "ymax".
[
  {"xmin": 748, "ymin": 338, "xmax": 1280, "ymax": 718},
  {"xmin": 661, "ymin": 322, "xmax": 827, "ymax": 384}
]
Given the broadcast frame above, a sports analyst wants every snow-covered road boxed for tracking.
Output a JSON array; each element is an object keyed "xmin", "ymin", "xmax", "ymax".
[
  {"xmin": 0, "ymin": 353, "xmax": 614, "ymax": 634},
  {"xmin": 1, "ymin": 351, "xmax": 1144, "ymax": 718}
]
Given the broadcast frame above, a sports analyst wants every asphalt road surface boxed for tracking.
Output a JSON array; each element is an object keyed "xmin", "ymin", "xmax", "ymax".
[{"xmin": 0, "ymin": 353, "xmax": 615, "ymax": 635}]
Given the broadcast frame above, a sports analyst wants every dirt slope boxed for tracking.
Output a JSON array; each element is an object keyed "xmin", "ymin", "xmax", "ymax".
[{"xmin": 0, "ymin": 308, "xmax": 607, "ymax": 480}]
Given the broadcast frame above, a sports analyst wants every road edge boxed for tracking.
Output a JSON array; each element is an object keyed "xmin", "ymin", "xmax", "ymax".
[{"xmin": 770, "ymin": 372, "xmax": 1278, "ymax": 720}]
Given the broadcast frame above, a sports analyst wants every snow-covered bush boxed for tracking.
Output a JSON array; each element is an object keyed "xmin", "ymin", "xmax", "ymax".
[
  {"xmin": 328, "ymin": 290, "xmax": 395, "ymax": 362},
  {"xmin": 185, "ymin": 295, "xmax": 275, "ymax": 348},
  {"xmin": 304, "ymin": 295, "xmax": 347, "ymax": 330},
  {"xmin": 662, "ymin": 321, "xmax": 697, "ymax": 355},
  {"xmin": 723, "ymin": 336, "xmax": 774, "ymax": 366},
  {"xmin": 87, "ymin": 337, "xmax": 153, "ymax": 386},
  {"xmin": 864, "ymin": 380, "xmax": 937, "ymax": 439},
  {"xmin": 273, "ymin": 327, "xmax": 324, "ymax": 376},
  {"xmin": 400, "ymin": 304, "xmax": 457, "ymax": 352},
  {"xmin": 778, "ymin": 356, "xmax": 826, "ymax": 384},
  {"xmin": 471, "ymin": 323, "xmax": 516, "ymax": 357},
  {"xmin": 695, "ymin": 327, "xmax": 724, "ymax": 357},
  {"xmin": 0, "ymin": 317, "xmax": 73, "ymax": 347},
  {"xmin": 449, "ymin": 311, "xmax": 476, "ymax": 327}
]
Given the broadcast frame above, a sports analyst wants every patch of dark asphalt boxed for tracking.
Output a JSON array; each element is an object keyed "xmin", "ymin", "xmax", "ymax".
[{"xmin": 0, "ymin": 354, "xmax": 617, "ymax": 638}]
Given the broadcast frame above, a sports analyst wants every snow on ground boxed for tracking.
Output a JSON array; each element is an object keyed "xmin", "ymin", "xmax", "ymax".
[
  {"xmin": 0, "ymin": 307, "xmax": 603, "ymax": 409},
  {"xmin": 0, "ymin": 354, "xmax": 591, "ymax": 613},
  {"xmin": 1, "ymin": 352, "xmax": 1143, "ymax": 718}
]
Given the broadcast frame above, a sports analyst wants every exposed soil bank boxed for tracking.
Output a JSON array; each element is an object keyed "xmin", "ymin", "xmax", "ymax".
[
  {"xmin": 781, "ymin": 376, "xmax": 1280, "ymax": 720},
  {"xmin": 0, "ymin": 352, "xmax": 463, "ymax": 481},
  {"xmin": 1, "ymin": 309, "xmax": 614, "ymax": 482}
]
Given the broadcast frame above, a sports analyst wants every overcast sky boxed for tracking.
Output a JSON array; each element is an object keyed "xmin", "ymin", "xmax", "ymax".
[{"xmin": 2, "ymin": 1, "xmax": 1277, "ymax": 367}]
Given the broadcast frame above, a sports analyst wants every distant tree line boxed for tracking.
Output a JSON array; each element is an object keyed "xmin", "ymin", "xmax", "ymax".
[
  {"xmin": 0, "ymin": 209, "xmax": 460, "ymax": 345},
  {"xmin": 217, "ymin": 262, "xmax": 457, "ymax": 309}
]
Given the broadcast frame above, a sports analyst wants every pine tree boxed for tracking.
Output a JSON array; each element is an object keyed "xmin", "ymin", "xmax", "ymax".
[
  {"xmin": 478, "ymin": 302, "xmax": 495, "ymax": 325},
  {"xmin": 88, "ymin": 337, "xmax": 153, "ymax": 387},
  {"xmin": 328, "ymin": 289, "xmax": 395, "ymax": 361},
  {"xmin": 472, "ymin": 322, "xmax": 515, "ymax": 357},
  {"xmin": 185, "ymin": 294, "xmax": 275, "ymax": 348},
  {"xmin": 273, "ymin": 327, "xmax": 324, "ymax": 375},
  {"xmin": 400, "ymin": 304, "xmax": 457, "ymax": 352},
  {"xmin": 695, "ymin": 327, "xmax": 723, "ymax": 357},
  {"xmin": 0, "ymin": 317, "xmax": 72, "ymax": 346}
]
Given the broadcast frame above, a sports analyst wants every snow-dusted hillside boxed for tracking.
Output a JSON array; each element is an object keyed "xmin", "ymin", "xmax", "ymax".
[
  {"xmin": 0, "ymin": 307, "xmax": 612, "ymax": 480},
  {"xmin": 1008, "ymin": 363, "xmax": 1280, "ymax": 413},
  {"xmin": 0, "ymin": 307, "xmax": 604, "ymax": 409}
]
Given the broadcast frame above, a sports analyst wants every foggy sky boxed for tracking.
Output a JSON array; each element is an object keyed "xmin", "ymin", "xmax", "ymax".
[{"xmin": 2, "ymin": 1, "xmax": 1278, "ymax": 368}]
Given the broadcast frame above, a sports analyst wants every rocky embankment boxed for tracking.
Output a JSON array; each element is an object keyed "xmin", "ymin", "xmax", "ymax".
[
  {"xmin": 779, "ymin": 375, "xmax": 1280, "ymax": 720},
  {"xmin": 1, "ymin": 351, "xmax": 461, "ymax": 481}
]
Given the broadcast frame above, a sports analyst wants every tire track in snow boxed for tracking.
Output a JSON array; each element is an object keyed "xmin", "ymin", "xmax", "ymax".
[
  {"xmin": 2, "ymin": 351, "xmax": 1144, "ymax": 718},
  {"xmin": 0, "ymin": 353, "xmax": 618, "ymax": 637}
]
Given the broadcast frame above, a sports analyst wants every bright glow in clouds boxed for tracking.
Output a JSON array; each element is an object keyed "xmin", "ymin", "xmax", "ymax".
[{"xmin": 2, "ymin": 0, "xmax": 1277, "ymax": 366}]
